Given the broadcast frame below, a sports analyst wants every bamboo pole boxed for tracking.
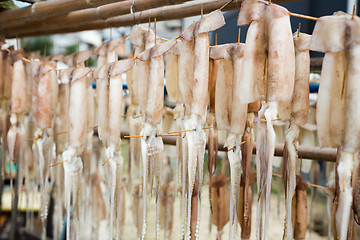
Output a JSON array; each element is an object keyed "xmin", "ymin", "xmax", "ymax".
[
  {"xmin": 3, "ymin": 0, "xmax": 296, "ymax": 38},
  {"xmin": 119, "ymin": 130, "xmax": 337, "ymax": 162},
  {"xmin": 4, "ymin": 0, "xmax": 239, "ymax": 37},
  {"xmin": 310, "ymin": 57, "xmax": 323, "ymax": 71},
  {"xmin": 0, "ymin": 0, "xmax": 192, "ymax": 32},
  {"xmin": 0, "ymin": 0, "xmax": 125, "ymax": 25}
]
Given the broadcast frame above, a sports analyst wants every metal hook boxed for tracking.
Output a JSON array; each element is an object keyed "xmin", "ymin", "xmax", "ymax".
[{"xmin": 130, "ymin": 0, "xmax": 136, "ymax": 26}]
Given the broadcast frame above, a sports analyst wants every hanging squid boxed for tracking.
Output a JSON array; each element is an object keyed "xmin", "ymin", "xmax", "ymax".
[
  {"xmin": 159, "ymin": 157, "xmax": 176, "ymax": 240},
  {"xmin": 162, "ymin": 46, "xmax": 186, "ymax": 239},
  {"xmin": 238, "ymin": 113, "xmax": 257, "ymax": 240},
  {"xmin": 108, "ymin": 58, "xmax": 133, "ymax": 240},
  {"xmin": 8, "ymin": 52, "xmax": 27, "ymax": 185},
  {"xmin": 61, "ymin": 66, "xmax": 90, "ymax": 240},
  {"xmin": 127, "ymin": 26, "xmax": 156, "ymax": 191},
  {"xmin": 22, "ymin": 53, "xmax": 41, "ymax": 232},
  {"xmin": 165, "ymin": 46, "xmax": 184, "ymax": 195},
  {"xmin": 129, "ymin": 26, "xmax": 158, "ymax": 117},
  {"xmin": 107, "ymin": 38, "xmax": 123, "ymax": 63},
  {"xmin": 207, "ymin": 57, "xmax": 219, "ymax": 181},
  {"xmin": 63, "ymin": 50, "xmax": 94, "ymax": 182},
  {"xmin": 96, "ymin": 42, "xmax": 108, "ymax": 68},
  {"xmin": 128, "ymin": 31, "xmax": 159, "ymax": 230},
  {"xmin": 310, "ymin": 11, "xmax": 360, "ymax": 240},
  {"xmin": 210, "ymin": 42, "xmax": 247, "ymax": 239},
  {"xmin": 278, "ymin": 31, "xmax": 311, "ymax": 239},
  {"xmin": 95, "ymin": 58, "xmax": 134, "ymax": 240},
  {"xmin": 53, "ymin": 65, "xmax": 71, "ymax": 240},
  {"xmin": 167, "ymin": 35, "xmax": 195, "ymax": 239},
  {"xmin": 64, "ymin": 49, "xmax": 93, "ymax": 68},
  {"xmin": 7, "ymin": 52, "xmax": 32, "ymax": 233},
  {"xmin": 207, "ymin": 56, "xmax": 219, "ymax": 235},
  {"xmin": 137, "ymin": 38, "xmax": 177, "ymax": 239},
  {"xmin": 132, "ymin": 183, "xmax": 144, "ymax": 238},
  {"xmin": 209, "ymin": 174, "xmax": 230, "ymax": 240},
  {"xmin": 237, "ymin": 1, "xmax": 295, "ymax": 239},
  {"xmin": 84, "ymin": 68, "xmax": 96, "ymax": 223},
  {"xmin": 178, "ymin": 10, "xmax": 225, "ymax": 240},
  {"xmin": 32, "ymin": 61, "xmax": 58, "ymax": 239},
  {"xmin": 310, "ymin": 13, "xmax": 346, "ymax": 238},
  {"xmin": 0, "ymin": 48, "xmax": 12, "ymax": 194}
]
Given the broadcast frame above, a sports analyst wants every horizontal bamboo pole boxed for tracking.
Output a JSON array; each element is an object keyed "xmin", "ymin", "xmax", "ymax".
[
  {"xmin": 4, "ymin": 0, "xmax": 298, "ymax": 38},
  {"xmin": 310, "ymin": 57, "xmax": 323, "ymax": 71},
  {"xmin": 4, "ymin": 0, "xmax": 239, "ymax": 37},
  {"xmin": 0, "ymin": 0, "xmax": 192, "ymax": 33},
  {"xmin": 119, "ymin": 130, "xmax": 337, "ymax": 162},
  {"xmin": 0, "ymin": 0, "xmax": 125, "ymax": 25},
  {"xmin": 274, "ymin": 144, "xmax": 336, "ymax": 162}
]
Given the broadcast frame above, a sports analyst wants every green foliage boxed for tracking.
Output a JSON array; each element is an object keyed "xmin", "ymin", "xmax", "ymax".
[
  {"xmin": 21, "ymin": 38, "xmax": 97, "ymax": 67},
  {"xmin": 65, "ymin": 44, "xmax": 96, "ymax": 67},
  {"xmin": 86, "ymin": 56, "xmax": 96, "ymax": 68},
  {"xmin": 0, "ymin": 0, "xmax": 17, "ymax": 10},
  {"xmin": 65, "ymin": 44, "xmax": 78, "ymax": 55},
  {"xmin": 23, "ymin": 36, "xmax": 53, "ymax": 56}
]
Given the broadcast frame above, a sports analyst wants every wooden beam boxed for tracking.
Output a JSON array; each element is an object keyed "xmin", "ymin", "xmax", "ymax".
[
  {"xmin": 5, "ymin": 0, "xmax": 242, "ymax": 38},
  {"xmin": 3, "ymin": 0, "xmax": 300, "ymax": 38},
  {"xmin": 310, "ymin": 57, "xmax": 323, "ymax": 72},
  {"xmin": 0, "ymin": 0, "xmax": 126, "ymax": 25},
  {"xmin": 0, "ymin": 0, "xmax": 192, "ymax": 32},
  {"xmin": 119, "ymin": 130, "xmax": 337, "ymax": 162}
]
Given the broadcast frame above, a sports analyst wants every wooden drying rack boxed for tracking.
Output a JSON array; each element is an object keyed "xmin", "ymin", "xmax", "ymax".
[
  {"xmin": 0, "ymin": 1, "xmax": 333, "ymax": 240},
  {"xmin": 1, "ymin": 0, "xmax": 329, "ymax": 161}
]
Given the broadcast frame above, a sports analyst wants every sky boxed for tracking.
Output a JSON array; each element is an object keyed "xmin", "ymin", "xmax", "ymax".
[{"xmin": 13, "ymin": 0, "xmax": 30, "ymax": 8}]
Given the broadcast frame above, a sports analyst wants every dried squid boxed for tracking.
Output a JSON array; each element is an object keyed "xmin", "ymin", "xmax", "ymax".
[
  {"xmin": 107, "ymin": 38, "xmax": 123, "ymax": 63},
  {"xmin": 107, "ymin": 57, "xmax": 129, "ymax": 239},
  {"xmin": 0, "ymin": 48, "xmax": 12, "ymax": 195},
  {"xmin": 137, "ymin": 38, "xmax": 177, "ymax": 239},
  {"xmin": 159, "ymin": 158, "xmax": 176, "ymax": 240},
  {"xmin": 21, "ymin": 53, "xmax": 41, "ymax": 232},
  {"xmin": 32, "ymin": 61, "xmax": 58, "ymax": 239},
  {"xmin": 209, "ymin": 174, "xmax": 230, "ymax": 240},
  {"xmin": 207, "ymin": 57, "xmax": 219, "ymax": 180},
  {"xmin": 8, "ymin": 53, "xmax": 27, "ymax": 187},
  {"xmin": 238, "ymin": 1, "xmax": 295, "ymax": 239},
  {"xmin": 96, "ymin": 41, "xmax": 108, "ymax": 67},
  {"xmin": 178, "ymin": 10, "xmax": 225, "ymax": 240},
  {"xmin": 210, "ymin": 42, "xmax": 247, "ymax": 239},
  {"xmin": 169, "ymin": 36, "xmax": 195, "ymax": 239},
  {"xmin": 64, "ymin": 49, "xmax": 93, "ymax": 67},
  {"xmin": 95, "ymin": 58, "xmax": 134, "ymax": 240},
  {"xmin": 310, "ymin": 13, "xmax": 347, "ymax": 237},
  {"xmin": 53, "ymin": 66, "xmax": 71, "ymax": 240},
  {"xmin": 310, "ymin": 12, "xmax": 360, "ymax": 240},
  {"xmin": 163, "ymin": 47, "xmax": 185, "ymax": 239},
  {"xmin": 280, "ymin": 32, "xmax": 311, "ymax": 240},
  {"xmin": 239, "ymin": 113, "xmax": 257, "ymax": 240},
  {"xmin": 61, "ymin": 67, "xmax": 90, "ymax": 240},
  {"xmin": 6, "ymin": 52, "xmax": 30, "ymax": 239},
  {"xmin": 165, "ymin": 47, "xmax": 184, "ymax": 195},
  {"xmin": 127, "ymin": 26, "xmax": 156, "ymax": 193},
  {"xmin": 128, "ymin": 26, "xmax": 159, "ymax": 117},
  {"xmin": 207, "ymin": 57, "xmax": 219, "ymax": 236}
]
